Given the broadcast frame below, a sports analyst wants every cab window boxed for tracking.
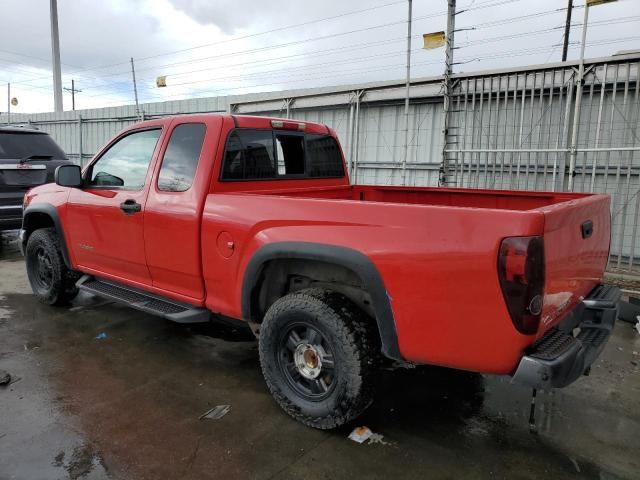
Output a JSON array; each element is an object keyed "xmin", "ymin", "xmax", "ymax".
[
  {"xmin": 89, "ymin": 129, "xmax": 161, "ymax": 189},
  {"xmin": 158, "ymin": 123, "xmax": 206, "ymax": 192},
  {"xmin": 222, "ymin": 130, "xmax": 276, "ymax": 180},
  {"xmin": 221, "ymin": 129, "xmax": 344, "ymax": 181}
]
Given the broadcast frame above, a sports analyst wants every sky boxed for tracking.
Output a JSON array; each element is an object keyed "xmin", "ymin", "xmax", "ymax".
[{"xmin": 0, "ymin": 0, "xmax": 638, "ymax": 114}]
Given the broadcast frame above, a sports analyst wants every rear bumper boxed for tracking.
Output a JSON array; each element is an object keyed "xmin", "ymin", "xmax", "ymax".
[{"xmin": 511, "ymin": 284, "xmax": 621, "ymax": 389}]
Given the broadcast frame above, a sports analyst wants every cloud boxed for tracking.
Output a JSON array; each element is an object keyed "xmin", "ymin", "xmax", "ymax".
[
  {"xmin": 0, "ymin": 0, "xmax": 638, "ymax": 114},
  {"xmin": 165, "ymin": 0, "xmax": 377, "ymax": 35}
]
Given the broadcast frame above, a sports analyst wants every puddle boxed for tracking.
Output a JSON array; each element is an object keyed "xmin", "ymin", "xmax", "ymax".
[{"xmin": 52, "ymin": 444, "xmax": 109, "ymax": 480}]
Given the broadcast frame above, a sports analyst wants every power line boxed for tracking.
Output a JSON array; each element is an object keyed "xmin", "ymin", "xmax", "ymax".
[
  {"xmin": 3, "ymin": 1, "xmax": 637, "ymax": 111},
  {"xmin": 4, "ymin": 0, "xmax": 529, "ymax": 90},
  {"xmin": 5, "ymin": 0, "xmax": 416, "ymax": 87},
  {"xmin": 82, "ymin": 46, "xmax": 432, "ymax": 99},
  {"xmin": 456, "ymin": 15, "xmax": 640, "ymax": 49},
  {"xmin": 80, "ymin": 36, "xmax": 420, "ymax": 95},
  {"xmin": 51, "ymin": 35, "xmax": 633, "ymax": 110},
  {"xmin": 9, "ymin": 11, "xmax": 448, "ymax": 92},
  {"xmin": 82, "ymin": 12, "xmax": 640, "ymax": 96},
  {"xmin": 470, "ymin": 6, "xmax": 579, "ymax": 29},
  {"xmin": 94, "ymin": 40, "xmax": 612, "ymax": 107}
]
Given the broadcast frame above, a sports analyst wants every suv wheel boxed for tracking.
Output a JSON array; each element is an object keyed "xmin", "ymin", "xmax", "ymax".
[
  {"xmin": 259, "ymin": 288, "xmax": 379, "ymax": 429},
  {"xmin": 25, "ymin": 228, "xmax": 80, "ymax": 305}
]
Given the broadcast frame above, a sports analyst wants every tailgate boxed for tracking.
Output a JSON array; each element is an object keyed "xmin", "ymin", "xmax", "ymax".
[{"xmin": 539, "ymin": 194, "xmax": 611, "ymax": 333}]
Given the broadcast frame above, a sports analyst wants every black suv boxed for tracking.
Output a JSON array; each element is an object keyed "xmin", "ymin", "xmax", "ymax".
[{"xmin": 0, "ymin": 126, "xmax": 71, "ymax": 231}]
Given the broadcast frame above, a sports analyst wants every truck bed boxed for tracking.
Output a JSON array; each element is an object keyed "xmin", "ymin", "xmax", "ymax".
[
  {"xmin": 235, "ymin": 184, "xmax": 589, "ymax": 211},
  {"xmin": 205, "ymin": 184, "xmax": 610, "ymax": 373}
]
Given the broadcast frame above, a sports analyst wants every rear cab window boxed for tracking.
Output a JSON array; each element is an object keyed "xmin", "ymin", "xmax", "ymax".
[{"xmin": 221, "ymin": 128, "xmax": 344, "ymax": 181}]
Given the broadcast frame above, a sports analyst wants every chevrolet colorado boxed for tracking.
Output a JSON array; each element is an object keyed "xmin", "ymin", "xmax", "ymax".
[{"xmin": 20, "ymin": 114, "xmax": 620, "ymax": 429}]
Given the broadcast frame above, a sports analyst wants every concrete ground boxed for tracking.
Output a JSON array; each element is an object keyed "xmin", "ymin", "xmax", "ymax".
[{"xmin": 1, "ymin": 232, "xmax": 639, "ymax": 480}]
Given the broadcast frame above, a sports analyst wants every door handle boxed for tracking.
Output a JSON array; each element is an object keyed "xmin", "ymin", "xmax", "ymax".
[{"xmin": 119, "ymin": 199, "xmax": 141, "ymax": 215}]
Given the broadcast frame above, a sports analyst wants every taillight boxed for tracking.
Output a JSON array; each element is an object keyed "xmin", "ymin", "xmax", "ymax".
[{"xmin": 498, "ymin": 236, "xmax": 545, "ymax": 335}]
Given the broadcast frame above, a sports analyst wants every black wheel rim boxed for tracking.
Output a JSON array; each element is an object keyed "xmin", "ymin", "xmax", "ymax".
[
  {"xmin": 32, "ymin": 247, "xmax": 54, "ymax": 291},
  {"xmin": 277, "ymin": 322, "xmax": 337, "ymax": 401}
]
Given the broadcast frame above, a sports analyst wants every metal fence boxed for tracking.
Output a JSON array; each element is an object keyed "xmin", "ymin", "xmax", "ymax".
[
  {"xmin": 1, "ymin": 53, "xmax": 639, "ymax": 274},
  {"xmin": 442, "ymin": 58, "xmax": 640, "ymax": 273}
]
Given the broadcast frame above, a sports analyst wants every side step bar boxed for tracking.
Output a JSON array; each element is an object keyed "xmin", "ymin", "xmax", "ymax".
[{"xmin": 77, "ymin": 275, "xmax": 210, "ymax": 324}]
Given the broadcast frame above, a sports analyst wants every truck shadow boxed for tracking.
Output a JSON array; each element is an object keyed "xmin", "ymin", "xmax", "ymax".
[{"xmin": 368, "ymin": 366, "xmax": 486, "ymax": 427}]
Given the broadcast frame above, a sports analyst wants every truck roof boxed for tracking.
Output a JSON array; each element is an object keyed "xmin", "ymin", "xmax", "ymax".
[{"xmin": 131, "ymin": 113, "xmax": 332, "ymax": 135}]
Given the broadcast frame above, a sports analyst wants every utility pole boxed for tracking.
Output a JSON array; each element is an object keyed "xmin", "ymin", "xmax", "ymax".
[
  {"xmin": 6, "ymin": 83, "xmax": 10, "ymax": 124},
  {"xmin": 63, "ymin": 79, "xmax": 82, "ymax": 110},
  {"xmin": 130, "ymin": 57, "xmax": 141, "ymax": 119},
  {"xmin": 400, "ymin": 0, "xmax": 413, "ymax": 185},
  {"xmin": 439, "ymin": 0, "xmax": 456, "ymax": 186},
  {"xmin": 567, "ymin": 2, "xmax": 589, "ymax": 191},
  {"xmin": 562, "ymin": 0, "xmax": 574, "ymax": 62},
  {"xmin": 49, "ymin": 0, "xmax": 63, "ymax": 112}
]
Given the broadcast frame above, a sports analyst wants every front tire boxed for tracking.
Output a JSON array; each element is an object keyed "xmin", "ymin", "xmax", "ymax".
[
  {"xmin": 25, "ymin": 228, "xmax": 80, "ymax": 305},
  {"xmin": 259, "ymin": 288, "xmax": 379, "ymax": 429}
]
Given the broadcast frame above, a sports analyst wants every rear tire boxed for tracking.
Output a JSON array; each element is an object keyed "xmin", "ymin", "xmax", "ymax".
[
  {"xmin": 25, "ymin": 228, "xmax": 80, "ymax": 305},
  {"xmin": 259, "ymin": 288, "xmax": 379, "ymax": 429}
]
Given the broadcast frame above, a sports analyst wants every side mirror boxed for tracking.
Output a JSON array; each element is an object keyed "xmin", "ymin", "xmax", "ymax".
[{"xmin": 55, "ymin": 164, "xmax": 83, "ymax": 188}]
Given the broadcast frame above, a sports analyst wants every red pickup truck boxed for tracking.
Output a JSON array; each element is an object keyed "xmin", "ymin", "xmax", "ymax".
[{"xmin": 20, "ymin": 114, "xmax": 620, "ymax": 429}]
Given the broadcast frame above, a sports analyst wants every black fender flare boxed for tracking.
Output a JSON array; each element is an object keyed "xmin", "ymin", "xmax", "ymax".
[
  {"xmin": 21, "ymin": 203, "xmax": 72, "ymax": 269},
  {"xmin": 241, "ymin": 242, "xmax": 402, "ymax": 361}
]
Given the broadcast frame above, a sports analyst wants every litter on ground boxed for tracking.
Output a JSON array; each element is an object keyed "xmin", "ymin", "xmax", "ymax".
[
  {"xmin": 348, "ymin": 426, "xmax": 373, "ymax": 444},
  {"xmin": 367, "ymin": 433, "xmax": 391, "ymax": 445},
  {"xmin": 348, "ymin": 426, "xmax": 389, "ymax": 445},
  {"xmin": 199, "ymin": 405, "xmax": 231, "ymax": 420},
  {"xmin": 0, "ymin": 369, "xmax": 11, "ymax": 386}
]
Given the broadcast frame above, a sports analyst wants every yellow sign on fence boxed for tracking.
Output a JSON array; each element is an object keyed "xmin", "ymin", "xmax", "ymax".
[
  {"xmin": 423, "ymin": 31, "xmax": 446, "ymax": 50},
  {"xmin": 586, "ymin": 0, "xmax": 617, "ymax": 6}
]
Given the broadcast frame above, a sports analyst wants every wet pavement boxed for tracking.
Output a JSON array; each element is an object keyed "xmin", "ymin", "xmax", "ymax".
[{"xmin": 1, "ymin": 231, "xmax": 639, "ymax": 480}]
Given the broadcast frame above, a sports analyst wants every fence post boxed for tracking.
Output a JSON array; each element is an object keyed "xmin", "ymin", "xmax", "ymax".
[
  {"xmin": 439, "ymin": 0, "xmax": 457, "ymax": 187},
  {"xmin": 556, "ymin": 75, "xmax": 574, "ymax": 192},
  {"xmin": 351, "ymin": 90, "xmax": 364, "ymax": 185},
  {"xmin": 283, "ymin": 98, "xmax": 294, "ymax": 119},
  {"xmin": 77, "ymin": 115, "xmax": 83, "ymax": 166},
  {"xmin": 400, "ymin": 0, "xmax": 413, "ymax": 186},
  {"xmin": 346, "ymin": 98, "xmax": 355, "ymax": 181}
]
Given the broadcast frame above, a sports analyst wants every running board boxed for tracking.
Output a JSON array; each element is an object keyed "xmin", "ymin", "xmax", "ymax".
[{"xmin": 76, "ymin": 275, "xmax": 210, "ymax": 324}]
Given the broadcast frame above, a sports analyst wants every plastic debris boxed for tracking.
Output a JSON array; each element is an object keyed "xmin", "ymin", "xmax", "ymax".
[
  {"xmin": 0, "ymin": 369, "xmax": 11, "ymax": 386},
  {"xmin": 367, "ymin": 433, "xmax": 391, "ymax": 445},
  {"xmin": 635, "ymin": 317, "xmax": 640, "ymax": 335},
  {"xmin": 348, "ymin": 426, "xmax": 373, "ymax": 444},
  {"xmin": 199, "ymin": 405, "xmax": 231, "ymax": 420},
  {"xmin": 569, "ymin": 457, "xmax": 581, "ymax": 473},
  {"xmin": 348, "ymin": 426, "xmax": 390, "ymax": 445},
  {"xmin": 95, "ymin": 332, "xmax": 107, "ymax": 340}
]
